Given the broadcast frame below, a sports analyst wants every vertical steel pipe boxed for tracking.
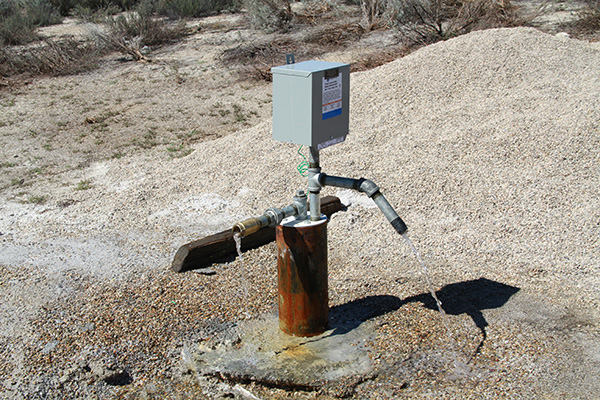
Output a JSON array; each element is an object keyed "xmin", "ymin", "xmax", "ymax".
[
  {"xmin": 307, "ymin": 146, "xmax": 322, "ymax": 221},
  {"xmin": 276, "ymin": 217, "xmax": 328, "ymax": 337}
]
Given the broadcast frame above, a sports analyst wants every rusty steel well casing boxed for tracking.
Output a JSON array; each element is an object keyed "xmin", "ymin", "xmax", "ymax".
[{"xmin": 276, "ymin": 216, "xmax": 328, "ymax": 337}]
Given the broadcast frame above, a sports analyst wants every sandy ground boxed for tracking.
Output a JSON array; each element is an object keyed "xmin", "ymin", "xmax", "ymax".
[{"xmin": 1, "ymin": 5, "xmax": 599, "ymax": 399}]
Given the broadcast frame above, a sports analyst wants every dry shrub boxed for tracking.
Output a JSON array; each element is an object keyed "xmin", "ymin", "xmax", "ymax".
[
  {"xmin": 575, "ymin": 0, "xmax": 600, "ymax": 33},
  {"xmin": 360, "ymin": 0, "xmax": 386, "ymax": 31},
  {"xmin": 222, "ymin": 19, "xmax": 397, "ymax": 82},
  {"xmin": 221, "ymin": 39, "xmax": 299, "ymax": 81},
  {"xmin": 242, "ymin": 0, "xmax": 293, "ymax": 32},
  {"xmin": 103, "ymin": 12, "xmax": 188, "ymax": 46},
  {"xmin": 386, "ymin": 0, "xmax": 525, "ymax": 45},
  {"xmin": 303, "ymin": 23, "xmax": 364, "ymax": 48},
  {"xmin": 293, "ymin": 0, "xmax": 335, "ymax": 24},
  {"xmin": 0, "ymin": 0, "xmax": 62, "ymax": 46},
  {"xmin": 458, "ymin": 0, "xmax": 525, "ymax": 30},
  {"xmin": 93, "ymin": 11, "xmax": 188, "ymax": 60},
  {"xmin": 351, "ymin": 46, "xmax": 408, "ymax": 72},
  {"xmin": 1, "ymin": 6, "xmax": 190, "ymax": 81},
  {"xmin": 0, "ymin": 38, "xmax": 104, "ymax": 78},
  {"xmin": 157, "ymin": 0, "xmax": 239, "ymax": 18}
]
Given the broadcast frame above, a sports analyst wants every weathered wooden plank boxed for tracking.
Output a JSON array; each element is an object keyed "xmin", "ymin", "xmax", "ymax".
[{"xmin": 171, "ymin": 196, "xmax": 343, "ymax": 273}]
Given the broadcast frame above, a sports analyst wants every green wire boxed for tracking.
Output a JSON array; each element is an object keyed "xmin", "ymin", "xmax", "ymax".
[{"xmin": 296, "ymin": 145, "xmax": 309, "ymax": 177}]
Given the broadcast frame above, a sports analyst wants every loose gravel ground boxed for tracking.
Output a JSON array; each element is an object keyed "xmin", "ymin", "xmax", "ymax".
[{"xmin": 1, "ymin": 27, "xmax": 599, "ymax": 399}]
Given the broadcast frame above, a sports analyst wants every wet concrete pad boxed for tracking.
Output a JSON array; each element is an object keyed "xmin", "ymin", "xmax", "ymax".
[{"xmin": 194, "ymin": 313, "xmax": 376, "ymax": 392}]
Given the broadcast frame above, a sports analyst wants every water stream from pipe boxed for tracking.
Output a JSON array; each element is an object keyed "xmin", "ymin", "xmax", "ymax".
[
  {"xmin": 233, "ymin": 232, "xmax": 251, "ymax": 319},
  {"xmin": 401, "ymin": 233, "xmax": 471, "ymax": 376},
  {"xmin": 401, "ymin": 233, "xmax": 452, "ymax": 336},
  {"xmin": 233, "ymin": 232, "xmax": 243, "ymax": 261}
]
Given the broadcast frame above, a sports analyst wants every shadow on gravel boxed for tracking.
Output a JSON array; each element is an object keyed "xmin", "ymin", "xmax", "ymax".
[
  {"xmin": 104, "ymin": 371, "xmax": 133, "ymax": 386},
  {"xmin": 404, "ymin": 278, "xmax": 520, "ymax": 353},
  {"xmin": 329, "ymin": 278, "xmax": 520, "ymax": 352},
  {"xmin": 330, "ymin": 294, "xmax": 403, "ymax": 335}
]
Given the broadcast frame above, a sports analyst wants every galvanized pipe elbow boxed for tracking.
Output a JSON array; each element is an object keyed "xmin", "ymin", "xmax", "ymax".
[
  {"xmin": 357, "ymin": 178, "xmax": 379, "ymax": 198},
  {"xmin": 317, "ymin": 173, "xmax": 408, "ymax": 235}
]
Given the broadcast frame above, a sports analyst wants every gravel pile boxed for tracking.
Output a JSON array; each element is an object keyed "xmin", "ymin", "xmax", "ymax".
[{"xmin": 1, "ymin": 27, "xmax": 599, "ymax": 398}]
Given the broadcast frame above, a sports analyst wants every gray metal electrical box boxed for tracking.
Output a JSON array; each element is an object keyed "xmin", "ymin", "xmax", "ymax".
[{"xmin": 272, "ymin": 60, "xmax": 350, "ymax": 150}]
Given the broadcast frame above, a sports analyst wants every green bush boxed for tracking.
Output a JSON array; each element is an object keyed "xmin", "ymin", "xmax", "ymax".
[
  {"xmin": 67, "ymin": 0, "xmax": 238, "ymax": 19},
  {"xmin": 48, "ymin": 0, "xmax": 135, "ymax": 16},
  {"xmin": 47, "ymin": 0, "xmax": 73, "ymax": 15},
  {"xmin": 49, "ymin": 0, "xmax": 115, "ymax": 16}
]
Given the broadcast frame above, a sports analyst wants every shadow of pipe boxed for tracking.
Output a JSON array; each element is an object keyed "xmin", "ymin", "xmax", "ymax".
[{"xmin": 328, "ymin": 278, "xmax": 520, "ymax": 354}]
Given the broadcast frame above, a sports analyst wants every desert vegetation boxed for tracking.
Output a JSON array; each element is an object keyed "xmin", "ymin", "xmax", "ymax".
[
  {"xmin": 1, "ymin": 0, "xmax": 598, "ymax": 83},
  {"xmin": 575, "ymin": 0, "xmax": 600, "ymax": 32},
  {"xmin": 0, "ymin": 0, "xmax": 518, "ymax": 80},
  {"xmin": 0, "ymin": 0, "xmax": 62, "ymax": 46}
]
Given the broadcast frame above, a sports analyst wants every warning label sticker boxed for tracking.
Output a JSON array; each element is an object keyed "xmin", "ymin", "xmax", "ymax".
[{"xmin": 322, "ymin": 73, "xmax": 342, "ymax": 120}]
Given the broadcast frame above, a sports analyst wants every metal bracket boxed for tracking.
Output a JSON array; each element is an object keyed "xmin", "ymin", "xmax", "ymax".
[{"xmin": 285, "ymin": 53, "xmax": 295, "ymax": 65}]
